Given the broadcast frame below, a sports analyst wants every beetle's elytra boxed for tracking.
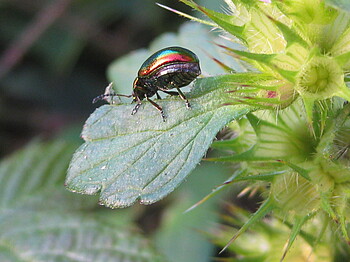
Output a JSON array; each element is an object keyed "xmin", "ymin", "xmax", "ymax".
[{"xmin": 93, "ymin": 46, "xmax": 201, "ymax": 121}]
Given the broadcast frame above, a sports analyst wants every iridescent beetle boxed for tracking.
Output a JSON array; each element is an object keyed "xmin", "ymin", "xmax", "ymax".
[{"xmin": 93, "ymin": 46, "xmax": 201, "ymax": 121}]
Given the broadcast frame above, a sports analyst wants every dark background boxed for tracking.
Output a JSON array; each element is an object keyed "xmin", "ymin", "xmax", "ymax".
[
  {"xmin": 0, "ymin": 3, "xmax": 259, "ymax": 261},
  {"xmin": 0, "ymin": 0, "xmax": 195, "ymax": 156}
]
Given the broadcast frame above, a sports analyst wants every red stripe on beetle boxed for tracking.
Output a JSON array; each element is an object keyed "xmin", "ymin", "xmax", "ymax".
[{"xmin": 138, "ymin": 53, "xmax": 195, "ymax": 76}]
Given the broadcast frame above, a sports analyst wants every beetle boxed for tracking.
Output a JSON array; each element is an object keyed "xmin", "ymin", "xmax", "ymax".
[{"xmin": 93, "ymin": 46, "xmax": 201, "ymax": 121}]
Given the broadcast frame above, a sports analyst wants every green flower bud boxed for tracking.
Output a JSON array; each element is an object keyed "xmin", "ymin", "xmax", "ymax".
[{"xmin": 296, "ymin": 56, "xmax": 344, "ymax": 99}]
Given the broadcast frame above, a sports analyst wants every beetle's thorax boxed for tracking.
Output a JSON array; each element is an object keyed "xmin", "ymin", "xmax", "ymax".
[{"xmin": 132, "ymin": 77, "xmax": 157, "ymax": 101}]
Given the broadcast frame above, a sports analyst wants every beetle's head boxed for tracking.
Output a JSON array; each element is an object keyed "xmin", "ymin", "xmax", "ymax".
[
  {"xmin": 132, "ymin": 77, "xmax": 145, "ymax": 102},
  {"xmin": 132, "ymin": 93, "xmax": 137, "ymax": 102}
]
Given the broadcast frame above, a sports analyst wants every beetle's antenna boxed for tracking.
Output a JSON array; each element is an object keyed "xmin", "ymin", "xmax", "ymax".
[
  {"xmin": 92, "ymin": 82, "xmax": 132, "ymax": 104},
  {"xmin": 92, "ymin": 93, "xmax": 132, "ymax": 104}
]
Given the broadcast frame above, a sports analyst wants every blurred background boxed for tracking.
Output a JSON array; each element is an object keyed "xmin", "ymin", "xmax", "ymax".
[
  {"xmin": 0, "ymin": 1, "xmax": 242, "ymax": 261},
  {"xmin": 3, "ymin": 1, "xmax": 333, "ymax": 261},
  {"xmin": 0, "ymin": 0, "xmax": 204, "ymax": 156},
  {"xmin": 3, "ymin": 1, "xmax": 350, "ymax": 261}
]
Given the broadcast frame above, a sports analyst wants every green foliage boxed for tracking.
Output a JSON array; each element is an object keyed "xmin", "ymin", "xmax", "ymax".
[
  {"xmin": 66, "ymin": 74, "xmax": 255, "ymax": 208},
  {"xmin": 63, "ymin": 0, "xmax": 350, "ymax": 260},
  {"xmin": 0, "ymin": 140, "xmax": 164, "ymax": 261},
  {"xmin": 68, "ymin": 19, "xmax": 280, "ymax": 209},
  {"xmin": 212, "ymin": 204, "xmax": 334, "ymax": 262}
]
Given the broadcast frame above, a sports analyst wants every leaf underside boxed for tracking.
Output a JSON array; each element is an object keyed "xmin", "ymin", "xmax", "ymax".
[
  {"xmin": 0, "ymin": 141, "xmax": 163, "ymax": 261},
  {"xmin": 66, "ymin": 75, "xmax": 258, "ymax": 208}
]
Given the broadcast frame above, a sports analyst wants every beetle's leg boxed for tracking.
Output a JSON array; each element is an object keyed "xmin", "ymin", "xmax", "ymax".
[
  {"xmin": 156, "ymin": 92, "xmax": 162, "ymax": 99},
  {"xmin": 131, "ymin": 103, "xmax": 142, "ymax": 115},
  {"xmin": 145, "ymin": 95, "xmax": 166, "ymax": 121},
  {"xmin": 131, "ymin": 96, "xmax": 142, "ymax": 115},
  {"xmin": 160, "ymin": 90, "xmax": 179, "ymax": 96},
  {"xmin": 175, "ymin": 87, "xmax": 191, "ymax": 109},
  {"xmin": 159, "ymin": 88, "xmax": 191, "ymax": 109}
]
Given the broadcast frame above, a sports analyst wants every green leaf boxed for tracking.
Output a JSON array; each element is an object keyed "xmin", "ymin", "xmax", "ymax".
[
  {"xmin": 0, "ymin": 211, "xmax": 163, "ymax": 262},
  {"xmin": 184, "ymin": 170, "xmax": 245, "ymax": 213},
  {"xmin": 266, "ymin": 16, "xmax": 309, "ymax": 48},
  {"xmin": 0, "ymin": 140, "xmax": 83, "ymax": 209},
  {"xmin": 156, "ymin": 3, "xmax": 217, "ymax": 28},
  {"xmin": 185, "ymin": 169, "xmax": 284, "ymax": 214},
  {"xmin": 226, "ymin": 49, "xmax": 276, "ymax": 64},
  {"xmin": 280, "ymin": 215, "xmax": 313, "ymax": 261},
  {"xmin": 325, "ymin": 0, "xmax": 350, "ymax": 12},
  {"xmin": 0, "ymin": 140, "xmax": 164, "ymax": 261},
  {"xmin": 66, "ymin": 74, "xmax": 259, "ymax": 208},
  {"xmin": 276, "ymin": 160, "xmax": 311, "ymax": 181},
  {"xmin": 219, "ymin": 197, "xmax": 275, "ymax": 254},
  {"xmin": 222, "ymin": 47, "xmax": 298, "ymax": 82},
  {"xmin": 207, "ymin": 146, "xmax": 274, "ymax": 162},
  {"xmin": 179, "ymin": 0, "xmax": 246, "ymax": 42}
]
